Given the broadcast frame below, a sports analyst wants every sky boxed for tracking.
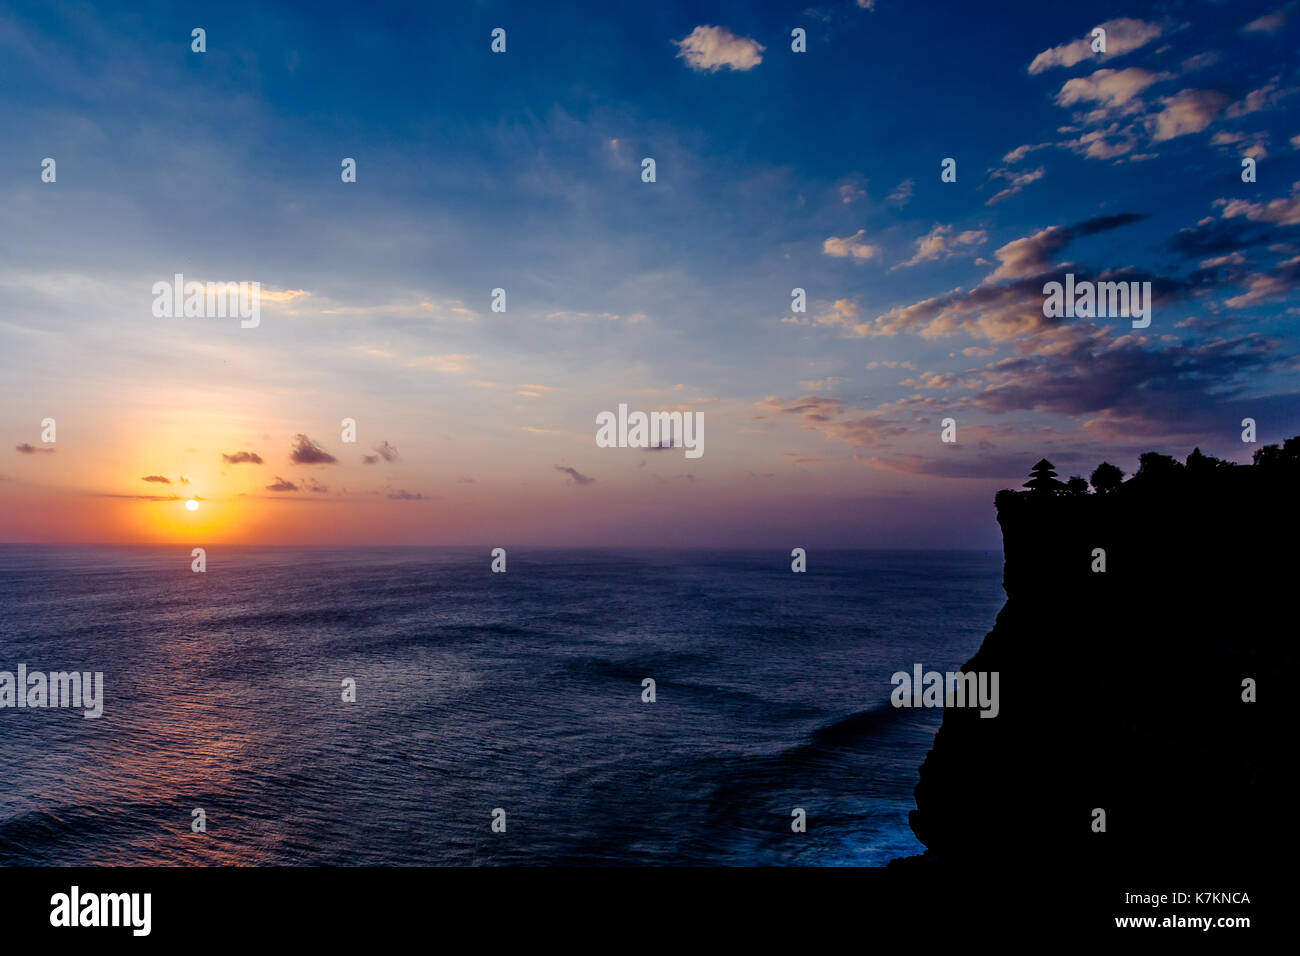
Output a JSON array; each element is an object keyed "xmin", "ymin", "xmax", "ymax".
[{"xmin": 1, "ymin": 0, "xmax": 1298, "ymax": 548}]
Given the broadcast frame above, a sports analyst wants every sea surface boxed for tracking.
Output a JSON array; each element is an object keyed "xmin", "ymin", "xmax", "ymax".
[{"xmin": 0, "ymin": 546, "xmax": 1002, "ymax": 866}]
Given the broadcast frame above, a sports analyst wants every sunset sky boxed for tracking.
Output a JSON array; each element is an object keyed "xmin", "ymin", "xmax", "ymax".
[{"xmin": 2, "ymin": 0, "xmax": 1298, "ymax": 547}]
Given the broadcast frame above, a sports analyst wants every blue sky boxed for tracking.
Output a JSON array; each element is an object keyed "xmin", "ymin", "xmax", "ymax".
[{"xmin": 1, "ymin": 0, "xmax": 1298, "ymax": 547}]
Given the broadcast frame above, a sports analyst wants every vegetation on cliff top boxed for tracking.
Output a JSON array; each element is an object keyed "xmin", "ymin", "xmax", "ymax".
[{"xmin": 995, "ymin": 435, "xmax": 1300, "ymax": 509}]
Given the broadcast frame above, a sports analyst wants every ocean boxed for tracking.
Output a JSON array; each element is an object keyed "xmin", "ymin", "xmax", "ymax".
[{"xmin": 0, "ymin": 546, "xmax": 1003, "ymax": 866}]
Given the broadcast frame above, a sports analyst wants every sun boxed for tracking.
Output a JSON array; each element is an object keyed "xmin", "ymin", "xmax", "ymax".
[{"xmin": 185, "ymin": 499, "xmax": 199, "ymax": 511}]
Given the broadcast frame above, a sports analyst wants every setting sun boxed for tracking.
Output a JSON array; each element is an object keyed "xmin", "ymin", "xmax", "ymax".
[{"xmin": 185, "ymin": 499, "xmax": 199, "ymax": 511}]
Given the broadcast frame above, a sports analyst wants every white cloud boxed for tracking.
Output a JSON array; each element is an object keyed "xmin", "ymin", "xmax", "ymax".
[
  {"xmin": 1216, "ymin": 181, "xmax": 1300, "ymax": 226},
  {"xmin": 896, "ymin": 224, "xmax": 988, "ymax": 268},
  {"xmin": 986, "ymin": 166, "xmax": 1045, "ymax": 205},
  {"xmin": 1056, "ymin": 67, "xmax": 1168, "ymax": 110},
  {"xmin": 1028, "ymin": 18, "xmax": 1164, "ymax": 74},
  {"xmin": 1146, "ymin": 89, "xmax": 1231, "ymax": 141},
  {"xmin": 888, "ymin": 179, "xmax": 915, "ymax": 206},
  {"xmin": 1244, "ymin": 11, "xmax": 1285, "ymax": 34},
  {"xmin": 840, "ymin": 182, "xmax": 867, "ymax": 204},
  {"xmin": 674, "ymin": 26, "xmax": 764, "ymax": 73},
  {"xmin": 823, "ymin": 229, "xmax": 880, "ymax": 262}
]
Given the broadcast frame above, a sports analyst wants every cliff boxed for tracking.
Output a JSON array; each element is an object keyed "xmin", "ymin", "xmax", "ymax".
[{"xmin": 903, "ymin": 458, "xmax": 1297, "ymax": 867}]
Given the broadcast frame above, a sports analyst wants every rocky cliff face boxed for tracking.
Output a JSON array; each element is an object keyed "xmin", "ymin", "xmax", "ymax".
[{"xmin": 906, "ymin": 465, "xmax": 1295, "ymax": 866}]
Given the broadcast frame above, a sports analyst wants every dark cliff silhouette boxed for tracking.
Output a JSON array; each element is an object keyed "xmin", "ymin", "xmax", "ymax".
[{"xmin": 900, "ymin": 439, "xmax": 1298, "ymax": 868}]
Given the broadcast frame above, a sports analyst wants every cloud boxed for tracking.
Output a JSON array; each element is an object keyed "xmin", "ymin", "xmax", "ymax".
[
  {"xmin": 832, "ymin": 216, "xmax": 1164, "ymax": 345},
  {"xmin": 1216, "ymin": 180, "xmax": 1300, "ymax": 225},
  {"xmin": 289, "ymin": 434, "xmax": 338, "ymax": 465},
  {"xmin": 1180, "ymin": 51, "xmax": 1221, "ymax": 73},
  {"xmin": 141, "ymin": 475, "xmax": 171, "ymax": 484},
  {"xmin": 990, "ymin": 214, "xmax": 1144, "ymax": 280},
  {"xmin": 266, "ymin": 477, "xmax": 299, "ymax": 492},
  {"xmin": 221, "ymin": 450, "xmax": 263, "ymax": 464},
  {"xmin": 1244, "ymin": 11, "xmax": 1286, "ymax": 33},
  {"xmin": 795, "ymin": 300, "xmax": 868, "ymax": 335},
  {"xmin": 801, "ymin": 376, "xmax": 845, "ymax": 390},
  {"xmin": 897, "ymin": 224, "xmax": 988, "ymax": 267},
  {"xmin": 258, "ymin": 287, "xmax": 309, "ymax": 305},
  {"xmin": 1056, "ymin": 67, "xmax": 1168, "ymax": 110},
  {"xmin": 674, "ymin": 26, "xmax": 764, "ymax": 73},
  {"xmin": 1167, "ymin": 216, "xmax": 1291, "ymax": 258},
  {"xmin": 371, "ymin": 440, "xmax": 399, "ymax": 462},
  {"xmin": 555, "ymin": 465, "xmax": 596, "ymax": 485},
  {"xmin": 962, "ymin": 328, "xmax": 1291, "ymax": 445},
  {"xmin": 823, "ymin": 229, "xmax": 880, "ymax": 262},
  {"xmin": 304, "ymin": 478, "xmax": 329, "ymax": 493},
  {"xmin": 1029, "ymin": 18, "xmax": 1164, "ymax": 74},
  {"xmin": 756, "ymin": 395, "xmax": 908, "ymax": 448},
  {"xmin": 387, "ymin": 489, "xmax": 425, "ymax": 500},
  {"xmin": 1146, "ymin": 89, "xmax": 1231, "ymax": 141},
  {"xmin": 986, "ymin": 167, "xmax": 1045, "ymax": 205},
  {"xmin": 1003, "ymin": 143, "xmax": 1050, "ymax": 163},
  {"xmin": 15, "ymin": 443, "xmax": 55, "ymax": 454},
  {"xmin": 362, "ymin": 455, "xmax": 379, "ymax": 464},
  {"xmin": 1223, "ymin": 79, "xmax": 1297, "ymax": 119},
  {"xmin": 866, "ymin": 360, "xmax": 916, "ymax": 369},
  {"xmin": 839, "ymin": 182, "xmax": 867, "ymax": 204},
  {"xmin": 1223, "ymin": 255, "xmax": 1300, "ymax": 307},
  {"xmin": 1211, "ymin": 130, "xmax": 1270, "ymax": 159},
  {"xmin": 888, "ymin": 179, "xmax": 915, "ymax": 206}
]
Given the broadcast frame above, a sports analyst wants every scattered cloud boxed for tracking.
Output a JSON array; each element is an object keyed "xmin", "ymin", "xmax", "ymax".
[
  {"xmin": 674, "ymin": 25, "xmax": 764, "ymax": 73},
  {"xmin": 140, "ymin": 475, "xmax": 171, "ymax": 484},
  {"xmin": 1147, "ymin": 89, "xmax": 1231, "ymax": 141},
  {"xmin": 1029, "ymin": 18, "xmax": 1165, "ymax": 74},
  {"xmin": 986, "ymin": 166, "xmax": 1045, "ymax": 205},
  {"xmin": 1216, "ymin": 180, "xmax": 1300, "ymax": 225},
  {"xmin": 839, "ymin": 182, "xmax": 867, "ymax": 204},
  {"xmin": 290, "ymin": 434, "xmax": 338, "ymax": 465},
  {"xmin": 222, "ymin": 450, "xmax": 263, "ymax": 464},
  {"xmin": 897, "ymin": 224, "xmax": 988, "ymax": 268},
  {"xmin": 555, "ymin": 465, "xmax": 596, "ymax": 485},
  {"xmin": 1243, "ymin": 11, "xmax": 1286, "ymax": 34},
  {"xmin": 823, "ymin": 229, "xmax": 880, "ymax": 262},
  {"xmin": 15, "ymin": 443, "xmax": 54, "ymax": 454},
  {"xmin": 266, "ymin": 477, "xmax": 298, "ymax": 492},
  {"xmin": 888, "ymin": 179, "xmax": 915, "ymax": 206}
]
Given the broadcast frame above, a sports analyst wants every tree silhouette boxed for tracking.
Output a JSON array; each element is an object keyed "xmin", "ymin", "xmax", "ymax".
[
  {"xmin": 1253, "ymin": 444, "xmax": 1283, "ymax": 467},
  {"xmin": 1256, "ymin": 438, "xmax": 1300, "ymax": 468},
  {"xmin": 1064, "ymin": 476, "xmax": 1089, "ymax": 495},
  {"xmin": 1090, "ymin": 461, "xmax": 1124, "ymax": 494},
  {"xmin": 1136, "ymin": 451, "xmax": 1183, "ymax": 481},
  {"xmin": 1023, "ymin": 458, "xmax": 1065, "ymax": 494},
  {"xmin": 1186, "ymin": 447, "xmax": 1231, "ymax": 473}
]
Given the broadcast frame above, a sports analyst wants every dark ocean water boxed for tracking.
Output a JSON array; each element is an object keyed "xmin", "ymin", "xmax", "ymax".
[{"xmin": 0, "ymin": 546, "xmax": 1002, "ymax": 866}]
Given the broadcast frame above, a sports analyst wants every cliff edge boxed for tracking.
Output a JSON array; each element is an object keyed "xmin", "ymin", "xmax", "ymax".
[{"xmin": 905, "ymin": 446, "xmax": 1297, "ymax": 867}]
